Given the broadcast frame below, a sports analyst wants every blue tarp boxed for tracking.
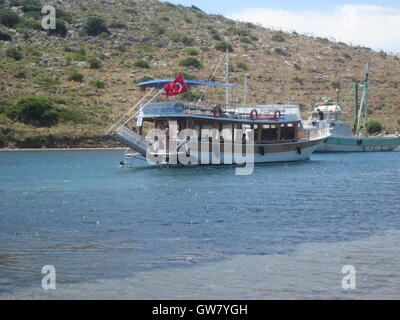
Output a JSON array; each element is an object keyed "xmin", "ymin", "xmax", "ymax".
[{"xmin": 137, "ymin": 79, "xmax": 236, "ymax": 88}]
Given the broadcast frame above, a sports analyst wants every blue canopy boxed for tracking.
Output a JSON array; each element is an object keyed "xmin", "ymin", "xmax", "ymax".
[{"xmin": 137, "ymin": 79, "xmax": 236, "ymax": 88}]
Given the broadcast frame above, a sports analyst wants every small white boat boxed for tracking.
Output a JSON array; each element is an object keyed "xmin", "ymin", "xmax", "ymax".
[
  {"xmin": 305, "ymin": 102, "xmax": 400, "ymax": 152},
  {"xmin": 304, "ymin": 63, "xmax": 400, "ymax": 153}
]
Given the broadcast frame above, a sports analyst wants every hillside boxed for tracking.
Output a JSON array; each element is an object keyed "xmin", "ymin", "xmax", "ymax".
[{"xmin": 1, "ymin": 0, "xmax": 400, "ymax": 148}]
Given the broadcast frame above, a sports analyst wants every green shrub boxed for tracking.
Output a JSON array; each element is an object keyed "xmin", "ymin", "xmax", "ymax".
[
  {"xmin": 332, "ymin": 80, "xmax": 341, "ymax": 89},
  {"xmin": 90, "ymin": 80, "xmax": 105, "ymax": 89},
  {"xmin": 84, "ymin": 17, "xmax": 110, "ymax": 37},
  {"xmin": 228, "ymin": 27, "xmax": 250, "ymax": 37},
  {"xmin": 179, "ymin": 57, "xmax": 202, "ymax": 68},
  {"xmin": 33, "ymin": 76, "xmax": 60, "ymax": 86},
  {"xmin": 57, "ymin": 8, "xmax": 73, "ymax": 24},
  {"xmin": 0, "ymin": 97, "xmax": 10, "ymax": 113},
  {"xmin": 215, "ymin": 41, "xmax": 234, "ymax": 52},
  {"xmin": 109, "ymin": 22, "xmax": 127, "ymax": 29},
  {"xmin": 6, "ymin": 96, "xmax": 59, "ymax": 127},
  {"xmin": 88, "ymin": 58, "xmax": 102, "ymax": 69},
  {"xmin": 136, "ymin": 45, "xmax": 153, "ymax": 53},
  {"xmin": 237, "ymin": 62, "xmax": 249, "ymax": 71},
  {"xmin": 68, "ymin": 72, "xmax": 85, "ymax": 82},
  {"xmin": 341, "ymin": 52, "xmax": 352, "ymax": 60},
  {"xmin": 212, "ymin": 33, "xmax": 221, "ymax": 41},
  {"xmin": 183, "ymin": 16, "xmax": 193, "ymax": 24},
  {"xmin": 134, "ymin": 60, "xmax": 150, "ymax": 69},
  {"xmin": 186, "ymin": 48, "xmax": 199, "ymax": 56},
  {"xmin": 48, "ymin": 20, "xmax": 68, "ymax": 37},
  {"xmin": 240, "ymin": 37, "xmax": 251, "ymax": 44},
  {"xmin": 150, "ymin": 23, "xmax": 165, "ymax": 35},
  {"xmin": 16, "ymin": 18, "xmax": 42, "ymax": 31},
  {"xmin": 15, "ymin": 70, "xmax": 27, "ymax": 79},
  {"xmin": 271, "ymin": 34, "xmax": 285, "ymax": 42},
  {"xmin": 0, "ymin": 9, "xmax": 20, "ymax": 28},
  {"xmin": 165, "ymin": 32, "xmax": 182, "ymax": 42},
  {"xmin": 0, "ymin": 27, "xmax": 12, "ymax": 41},
  {"xmin": 6, "ymin": 47, "xmax": 23, "ymax": 60},
  {"xmin": 181, "ymin": 36, "xmax": 195, "ymax": 46},
  {"xmin": 367, "ymin": 120, "xmax": 383, "ymax": 135},
  {"xmin": 71, "ymin": 48, "xmax": 86, "ymax": 61}
]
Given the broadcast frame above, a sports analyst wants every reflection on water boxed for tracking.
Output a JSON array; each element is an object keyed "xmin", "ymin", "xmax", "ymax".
[{"xmin": 0, "ymin": 150, "xmax": 399, "ymax": 299}]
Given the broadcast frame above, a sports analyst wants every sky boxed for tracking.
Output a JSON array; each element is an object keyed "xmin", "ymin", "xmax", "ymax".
[{"xmin": 162, "ymin": 0, "xmax": 400, "ymax": 53}]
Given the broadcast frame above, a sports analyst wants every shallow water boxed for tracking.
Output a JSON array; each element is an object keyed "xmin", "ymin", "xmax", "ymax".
[{"xmin": 0, "ymin": 150, "xmax": 399, "ymax": 299}]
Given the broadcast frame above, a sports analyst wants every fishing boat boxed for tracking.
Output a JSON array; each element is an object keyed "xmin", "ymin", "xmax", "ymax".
[
  {"xmin": 107, "ymin": 76, "xmax": 329, "ymax": 171},
  {"xmin": 305, "ymin": 63, "xmax": 400, "ymax": 152}
]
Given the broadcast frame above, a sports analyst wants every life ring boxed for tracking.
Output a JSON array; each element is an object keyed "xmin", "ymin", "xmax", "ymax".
[
  {"xmin": 213, "ymin": 106, "xmax": 223, "ymax": 117},
  {"xmin": 274, "ymin": 110, "xmax": 281, "ymax": 121},
  {"xmin": 174, "ymin": 102, "xmax": 185, "ymax": 112},
  {"xmin": 250, "ymin": 109, "xmax": 258, "ymax": 120}
]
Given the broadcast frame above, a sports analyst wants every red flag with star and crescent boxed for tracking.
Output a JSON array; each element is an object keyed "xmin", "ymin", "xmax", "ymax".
[{"xmin": 163, "ymin": 74, "xmax": 187, "ymax": 97}]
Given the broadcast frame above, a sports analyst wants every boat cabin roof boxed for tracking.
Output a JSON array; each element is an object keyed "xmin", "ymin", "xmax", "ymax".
[
  {"xmin": 138, "ymin": 79, "xmax": 236, "ymax": 88},
  {"xmin": 313, "ymin": 104, "xmax": 342, "ymax": 113},
  {"xmin": 139, "ymin": 102, "xmax": 301, "ymax": 124}
]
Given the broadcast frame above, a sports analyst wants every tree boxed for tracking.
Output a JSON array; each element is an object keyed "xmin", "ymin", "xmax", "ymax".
[
  {"xmin": 0, "ymin": 28, "xmax": 12, "ymax": 41},
  {"xmin": 6, "ymin": 96, "xmax": 58, "ymax": 127},
  {"xmin": 134, "ymin": 60, "xmax": 150, "ymax": 69},
  {"xmin": 367, "ymin": 120, "xmax": 383, "ymax": 135},
  {"xmin": 215, "ymin": 41, "xmax": 234, "ymax": 52},
  {"xmin": 68, "ymin": 72, "xmax": 84, "ymax": 82},
  {"xmin": 6, "ymin": 47, "xmax": 23, "ymax": 60},
  {"xmin": 84, "ymin": 17, "xmax": 110, "ymax": 37},
  {"xmin": 179, "ymin": 57, "xmax": 202, "ymax": 68},
  {"xmin": 88, "ymin": 58, "xmax": 102, "ymax": 69},
  {"xmin": 49, "ymin": 20, "xmax": 68, "ymax": 37}
]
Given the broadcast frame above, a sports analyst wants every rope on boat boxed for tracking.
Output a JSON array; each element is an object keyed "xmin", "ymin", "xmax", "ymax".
[{"xmin": 198, "ymin": 55, "xmax": 225, "ymax": 104}]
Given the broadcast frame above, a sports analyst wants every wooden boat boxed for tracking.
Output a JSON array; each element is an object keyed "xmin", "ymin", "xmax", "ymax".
[{"xmin": 108, "ymin": 79, "xmax": 328, "ymax": 171}]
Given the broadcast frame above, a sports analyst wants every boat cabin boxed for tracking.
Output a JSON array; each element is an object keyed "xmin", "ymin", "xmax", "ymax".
[{"xmin": 135, "ymin": 79, "xmax": 305, "ymax": 144}]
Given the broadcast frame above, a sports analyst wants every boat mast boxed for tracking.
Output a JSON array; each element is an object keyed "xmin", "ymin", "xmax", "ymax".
[
  {"xmin": 225, "ymin": 48, "xmax": 229, "ymax": 108},
  {"xmin": 355, "ymin": 63, "xmax": 371, "ymax": 137},
  {"xmin": 244, "ymin": 74, "xmax": 249, "ymax": 106},
  {"xmin": 364, "ymin": 62, "xmax": 370, "ymax": 131},
  {"xmin": 354, "ymin": 81, "xmax": 359, "ymax": 134}
]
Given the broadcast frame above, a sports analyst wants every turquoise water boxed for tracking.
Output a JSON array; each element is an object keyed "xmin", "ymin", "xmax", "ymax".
[{"xmin": 0, "ymin": 150, "xmax": 399, "ymax": 299}]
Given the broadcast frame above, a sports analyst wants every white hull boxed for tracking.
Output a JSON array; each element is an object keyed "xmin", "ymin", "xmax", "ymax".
[{"xmin": 127, "ymin": 143, "xmax": 321, "ymax": 168}]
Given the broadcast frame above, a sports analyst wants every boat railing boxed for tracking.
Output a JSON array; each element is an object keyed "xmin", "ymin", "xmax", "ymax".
[
  {"xmin": 140, "ymin": 101, "xmax": 301, "ymax": 121},
  {"xmin": 303, "ymin": 125, "xmax": 330, "ymax": 140}
]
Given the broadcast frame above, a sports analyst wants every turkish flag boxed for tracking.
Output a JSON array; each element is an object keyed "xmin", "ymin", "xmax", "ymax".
[{"xmin": 164, "ymin": 74, "xmax": 187, "ymax": 97}]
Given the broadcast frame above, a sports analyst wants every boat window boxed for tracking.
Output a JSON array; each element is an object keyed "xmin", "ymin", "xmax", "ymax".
[
  {"xmin": 281, "ymin": 123, "xmax": 296, "ymax": 140},
  {"xmin": 261, "ymin": 125, "xmax": 278, "ymax": 141}
]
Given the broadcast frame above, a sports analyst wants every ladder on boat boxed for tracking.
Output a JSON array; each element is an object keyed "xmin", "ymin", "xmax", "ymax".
[{"xmin": 109, "ymin": 125, "xmax": 149, "ymax": 157}]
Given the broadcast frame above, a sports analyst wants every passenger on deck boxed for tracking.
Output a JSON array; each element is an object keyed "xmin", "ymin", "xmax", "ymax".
[{"xmin": 317, "ymin": 109, "xmax": 325, "ymax": 121}]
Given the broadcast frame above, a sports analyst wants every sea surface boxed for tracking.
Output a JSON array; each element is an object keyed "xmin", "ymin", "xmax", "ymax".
[{"xmin": 0, "ymin": 150, "xmax": 399, "ymax": 300}]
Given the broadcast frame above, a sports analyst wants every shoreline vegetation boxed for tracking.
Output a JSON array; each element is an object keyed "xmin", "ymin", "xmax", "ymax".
[
  {"xmin": 1, "ymin": 0, "xmax": 400, "ymax": 149},
  {"xmin": 0, "ymin": 147, "xmax": 126, "ymax": 152}
]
